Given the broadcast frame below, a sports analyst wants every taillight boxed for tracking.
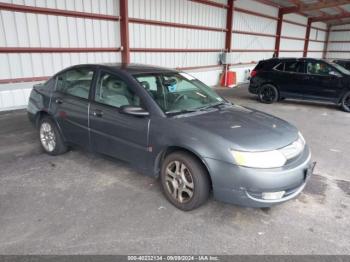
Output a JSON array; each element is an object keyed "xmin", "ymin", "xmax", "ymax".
[{"xmin": 250, "ymin": 70, "xmax": 258, "ymax": 78}]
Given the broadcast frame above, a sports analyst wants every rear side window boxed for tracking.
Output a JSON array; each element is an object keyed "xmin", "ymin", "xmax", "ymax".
[
  {"xmin": 284, "ymin": 61, "xmax": 304, "ymax": 73},
  {"xmin": 274, "ymin": 63, "xmax": 284, "ymax": 71},
  {"xmin": 255, "ymin": 61, "xmax": 266, "ymax": 70},
  {"xmin": 56, "ymin": 68, "xmax": 94, "ymax": 99}
]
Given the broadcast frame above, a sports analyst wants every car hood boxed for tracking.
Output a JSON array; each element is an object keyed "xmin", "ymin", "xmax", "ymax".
[{"xmin": 175, "ymin": 105, "xmax": 299, "ymax": 152}]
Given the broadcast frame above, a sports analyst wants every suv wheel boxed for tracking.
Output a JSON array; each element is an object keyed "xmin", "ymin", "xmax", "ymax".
[
  {"xmin": 39, "ymin": 117, "xmax": 68, "ymax": 155},
  {"xmin": 160, "ymin": 152, "xmax": 210, "ymax": 211},
  {"xmin": 258, "ymin": 84, "xmax": 279, "ymax": 104},
  {"xmin": 341, "ymin": 92, "xmax": 350, "ymax": 112}
]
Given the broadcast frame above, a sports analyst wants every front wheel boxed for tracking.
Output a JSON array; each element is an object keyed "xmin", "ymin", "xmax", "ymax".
[
  {"xmin": 341, "ymin": 92, "xmax": 350, "ymax": 112},
  {"xmin": 258, "ymin": 84, "xmax": 279, "ymax": 104},
  {"xmin": 39, "ymin": 117, "xmax": 68, "ymax": 155},
  {"xmin": 160, "ymin": 152, "xmax": 210, "ymax": 211}
]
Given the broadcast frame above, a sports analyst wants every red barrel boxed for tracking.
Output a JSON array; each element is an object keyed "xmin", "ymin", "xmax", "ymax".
[{"xmin": 220, "ymin": 71, "xmax": 236, "ymax": 87}]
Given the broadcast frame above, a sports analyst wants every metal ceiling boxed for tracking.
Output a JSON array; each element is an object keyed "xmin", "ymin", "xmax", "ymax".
[{"xmin": 258, "ymin": 0, "xmax": 350, "ymax": 26}]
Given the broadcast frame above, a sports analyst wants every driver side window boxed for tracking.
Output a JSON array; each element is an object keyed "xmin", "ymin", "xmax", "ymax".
[
  {"xmin": 95, "ymin": 72, "xmax": 140, "ymax": 108},
  {"xmin": 306, "ymin": 62, "xmax": 333, "ymax": 76}
]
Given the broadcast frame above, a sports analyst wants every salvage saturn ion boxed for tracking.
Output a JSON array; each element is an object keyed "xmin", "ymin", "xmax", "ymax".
[{"xmin": 27, "ymin": 63, "xmax": 315, "ymax": 211}]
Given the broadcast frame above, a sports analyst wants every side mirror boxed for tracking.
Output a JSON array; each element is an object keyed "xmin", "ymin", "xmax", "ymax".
[
  {"xmin": 329, "ymin": 71, "xmax": 342, "ymax": 78},
  {"xmin": 120, "ymin": 105, "xmax": 150, "ymax": 117}
]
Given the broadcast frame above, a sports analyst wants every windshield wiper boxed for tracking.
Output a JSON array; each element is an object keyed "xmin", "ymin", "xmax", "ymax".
[
  {"xmin": 198, "ymin": 101, "xmax": 229, "ymax": 111},
  {"xmin": 166, "ymin": 109, "xmax": 199, "ymax": 115},
  {"xmin": 166, "ymin": 102, "xmax": 231, "ymax": 115}
]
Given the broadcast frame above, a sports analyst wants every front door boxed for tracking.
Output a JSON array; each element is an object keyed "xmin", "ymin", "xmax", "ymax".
[
  {"xmin": 89, "ymin": 70, "xmax": 151, "ymax": 170},
  {"xmin": 50, "ymin": 67, "xmax": 95, "ymax": 148},
  {"xmin": 304, "ymin": 61, "xmax": 343, "ymax": 101}
]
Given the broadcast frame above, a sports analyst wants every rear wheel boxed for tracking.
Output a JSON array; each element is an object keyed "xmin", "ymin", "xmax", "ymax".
[
  {"xmin": 160, "ymin": 152, "xmax": 210, "ymax": 211},
  {"xmin": 258, "ymin": 84, "xmax": 279, "ymax": 104},
  {"xmin": 39, "ymin": 117, "xmax": 68, "ymax": 155},
  {"xmin": 341, "ymin": 92, "xmax": 350, "ymax": 112}
]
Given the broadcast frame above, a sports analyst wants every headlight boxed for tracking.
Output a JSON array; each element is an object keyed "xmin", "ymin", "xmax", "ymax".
[
  {"xmin": 230, "ymin": 150, "xmax": 286, "ymax": 169},
  {"xmin": 231, "ymin": 132, "xmax": 306, "ymax": 169},
  {"xmin": 279, "ymin": 132, "xmax": 305, "ymax": 160}
]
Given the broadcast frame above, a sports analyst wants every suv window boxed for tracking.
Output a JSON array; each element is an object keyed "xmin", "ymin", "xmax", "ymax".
[
  {"xmin": 284, "ymin": 61, "xmax": 304, "ymax": 73},
  {"xmin": 275, "ymin": 63, "xmax": 284, "ymax": 71},
  {"xmin": 255, "ymin": 60, "xmax": 276, "ymax": 71},
  {"xmin": 95, "ymin": 72, "xmax": 141, "ymax": 108},
  {"xmin": 56, "ymin": 68, "xmax": 94, "ymax": 99},
  {"xmin": 306, "ymin": 61, "xmax": 333, "ymax": 76}
]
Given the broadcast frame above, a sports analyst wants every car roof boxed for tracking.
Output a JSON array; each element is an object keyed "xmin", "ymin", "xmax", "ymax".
[
  {"xmin": 75, "ymin": 63, "xmax": 178, "ymax": 75},
  {"xmin": 261, "ymin": 57, "xmax": 330, "ymax": 63}
]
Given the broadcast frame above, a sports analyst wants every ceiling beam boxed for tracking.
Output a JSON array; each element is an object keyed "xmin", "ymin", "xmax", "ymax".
[
  {"xmin": 253, "ymin": 0, "xmax": 281, "ymax": 8},
  {"xmin": 328, "ymin": 20, "xmax": 350, "ymax": 26},
  {"xmin": 311, "ymin": 12, "xmax": 350, "ymax": 22},
  {"xmin": 281, "ymin": 0, "xmax": 350, "ymax": 14}
]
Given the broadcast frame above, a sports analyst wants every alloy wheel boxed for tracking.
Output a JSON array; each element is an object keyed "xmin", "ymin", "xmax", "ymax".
[
  {"xmin": 261, "ymin": 86, "xmax": 276, "ymax": 102},
  {"xmin": 40, "ymin": 122, "xmax": 56, "ymax": 152},
  {"xmin": 165, "ymin": 160, "xmax": 194, "ymax": 203}
]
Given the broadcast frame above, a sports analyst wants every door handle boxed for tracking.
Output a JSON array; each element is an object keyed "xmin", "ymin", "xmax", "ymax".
[
  {"xmin": 92, "ymin": 110, "xmax": 103, "ymax": 117},
  {"xmin": 55, "ymin": 98, "xmax": 63, "ymax": 104}
]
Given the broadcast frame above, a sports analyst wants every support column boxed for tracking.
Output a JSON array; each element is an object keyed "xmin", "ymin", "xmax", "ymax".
[
  {"xmin": 222, "ymin": 0, "xmax": 234, "ymax": 86},
  {"xmin": 274, "ymin": 9, "xmax": 283, "ymax": 57},
  {"xmin": 303, "ymin": 18, "xmax": 312, "ymax": 57},
  {"xmin": 120, "ymin": 0, "xmax": 130, "ymax": 64},
  {"xmin": 323, "ymin": 25, "xmax": 330, "ymax": 59},
  {"xmin": 225, "ymin": 0, "xmax": 234, "ymax": 52}
]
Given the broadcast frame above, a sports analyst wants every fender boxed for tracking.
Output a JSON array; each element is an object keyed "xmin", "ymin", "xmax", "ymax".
[
  {"xmin": 153, "ymin": 144, "xmax": 212, "ymax": 180},
  {"xmin": 35, "ymin": 111, "xmax": 68, "ymax": 143}
]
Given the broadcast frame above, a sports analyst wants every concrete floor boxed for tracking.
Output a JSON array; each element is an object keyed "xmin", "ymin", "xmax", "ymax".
[{"xmin": 0, "ymin": 85, "xmax": 349, "ymax": 255}]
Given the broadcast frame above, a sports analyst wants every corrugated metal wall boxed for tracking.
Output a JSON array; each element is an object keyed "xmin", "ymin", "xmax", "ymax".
[
  {"xmin": 0, "ymin": 0, "xmax": 330, "ymax": 111},
  {"xmin": 279, "ymin": 14, "xmax": 326, "ymax": 59},
  {"xmin": 308, "ymin": 22, "xmax": 327, "ymax": 59},
  {"xmin": 280, "ymin": 13, "xmax": 306, "ymax": 58},
  {"xmin": 128, "ymin": 0, "xmax": 226, "ymax": 68},
  {"xmin": 0, "ymin": 0, "xmax": 121, "ymax": 81},
  {"xmin": 232, "ymin": 0, "xmax": 277, "ymax": 62},
  {"xmin": 0, "ymin": 0, "xmax": 121, "ymax": 110},
  {"xmin": 327, "ymin": 24, "xmax": 350, "ymax": 60}
]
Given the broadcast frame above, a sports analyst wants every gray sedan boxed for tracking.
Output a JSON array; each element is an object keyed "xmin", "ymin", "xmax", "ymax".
[{"xmin": 27, "ymin": 63, "xmax": 315, "ymax": 211}]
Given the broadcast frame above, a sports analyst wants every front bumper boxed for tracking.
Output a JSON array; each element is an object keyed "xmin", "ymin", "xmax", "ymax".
[{"xmin": 204, "ymin": 146, "xmax": 314, "ymax": 208}]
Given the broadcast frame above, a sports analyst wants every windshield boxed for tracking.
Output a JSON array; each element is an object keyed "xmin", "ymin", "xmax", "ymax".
[
  {"xmin": 330, "ymin": 62, "xmax": 350, "ymax": 75},
  {"xmin": 134, "ymin": 72, "xmax": 226, "ymax": 115}
]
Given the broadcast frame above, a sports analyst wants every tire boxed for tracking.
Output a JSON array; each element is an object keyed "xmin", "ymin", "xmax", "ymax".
[
  {"xmin": 341, "ymin": 91, "xmax": 350, "ymax": 112},
  {"xmin": 160, "ymin": 152, "xmax": 210, "ymax": 211},
  {"xmin": 258, "ymin": 84, "xmax": 279, "ymax": 104},
  {"xmin": 39, "ymin": 116, "xmax": 68, "ymax": 155}
]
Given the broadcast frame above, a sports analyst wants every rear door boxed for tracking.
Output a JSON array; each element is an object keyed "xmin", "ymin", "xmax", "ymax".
[
  {"xmin": 89, "ymin": 69, "xmax": 151, "ymax": 169},
  {"xmin": 50, "ymin": 67, "xmax": 95, "ymax": 148},
  {"xmin": 304, "ymin": 60, "xmax": 343, "ymax": 100},
  {"xmin": 274, "ymin": 60, "xmax": 307, "ymax": 98}
]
